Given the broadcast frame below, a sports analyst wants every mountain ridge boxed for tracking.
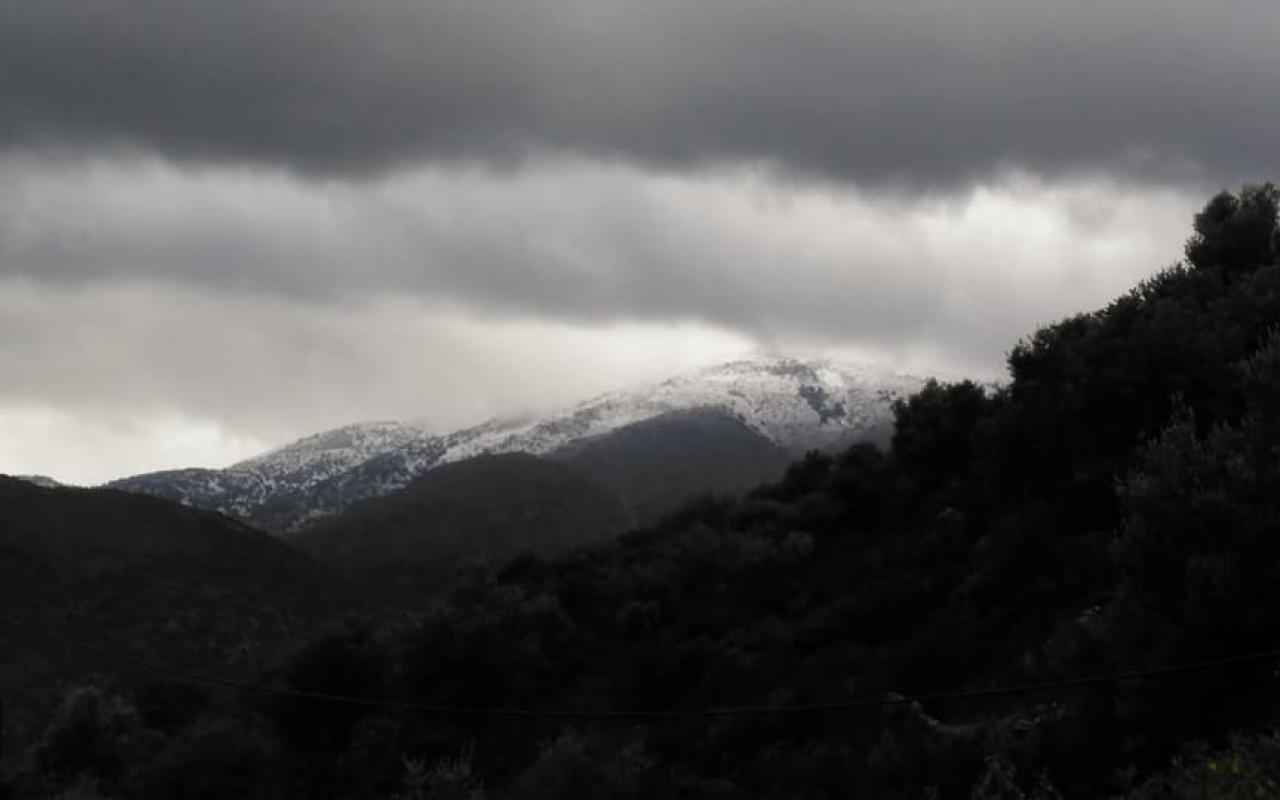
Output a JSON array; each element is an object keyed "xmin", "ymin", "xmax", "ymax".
[{"xmin": 107, "ymin": 356, "xmax": 925, "ymax": 533}]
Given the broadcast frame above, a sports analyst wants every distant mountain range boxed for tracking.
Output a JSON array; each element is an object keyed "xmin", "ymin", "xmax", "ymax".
[{"xmin": 107, "ymin": 357, "xmax": 925, "ymax": 535}]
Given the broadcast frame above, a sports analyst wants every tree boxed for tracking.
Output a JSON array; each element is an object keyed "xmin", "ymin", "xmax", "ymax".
[
  {"xmin": 891, "ymin": 379, "xmax": 990, "ymax": 495},
  {"xmin": 1185, "ymin": 184, "xmax": 1279, "ymax": 280},
  {"xmin": 30, "ymin": 686, "xmax": 150, "ymax": 797},
  {"xmin": 259, "ymin": 624, "xmax": 390, "ymax": 799}
]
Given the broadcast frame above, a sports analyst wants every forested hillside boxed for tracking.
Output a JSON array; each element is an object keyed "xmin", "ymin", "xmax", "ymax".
[
  {"xmin": 0, "ymin": 477, "xmax": 343, "ymax": 784},
  {"xmin": 5, "ymin": 185, "xmax": 1280, "ymax": 798},
  {"xmin": 292, "ymin": 453, "xmax": 630, "ymax": 602}
]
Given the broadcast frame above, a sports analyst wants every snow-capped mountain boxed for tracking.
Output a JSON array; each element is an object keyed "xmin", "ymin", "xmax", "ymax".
[
  {"xmin": 107, "ymin": 357, "xmax": 926, "ymax": 533},
  {"xmin": 232, "ymin": 421, "xmax": 433, "ymax": 495},
  {"xmin": 104, "ymin": 422, "xmax": 431, "ymax": 523}
]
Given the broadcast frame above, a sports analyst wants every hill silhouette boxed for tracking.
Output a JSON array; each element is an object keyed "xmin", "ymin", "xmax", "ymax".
[
  {"xmin": 0, "ymin": 477, "xmax": 342, "ymax": 756},
  {"xmin": 550, "ymin": 408, "xmax": 794, "ymax": 526}
]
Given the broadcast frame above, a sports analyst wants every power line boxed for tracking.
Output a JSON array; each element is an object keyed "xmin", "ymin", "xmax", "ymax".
[{"xmin": 3, "ymin": 615, "xmax": 1278, "ymax": 721}]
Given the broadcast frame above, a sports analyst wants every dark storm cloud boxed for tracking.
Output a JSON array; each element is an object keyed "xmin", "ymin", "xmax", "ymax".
[{"xmin": 3, "ymin": 0, "xmax": 1278, "ymax": 186}]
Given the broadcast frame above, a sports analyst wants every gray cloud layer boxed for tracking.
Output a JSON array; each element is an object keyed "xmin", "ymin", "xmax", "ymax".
[
  {"xmin": 3, "ymin": 1, "xmax": 1272, "ymax": 483},
  {"xmin": 0, "ymin": 155, "xmax": 1196, "ymax": 375},
  {"xmin": 4, "ymin": 1, "xmax": 1279, "ymax": 186}
]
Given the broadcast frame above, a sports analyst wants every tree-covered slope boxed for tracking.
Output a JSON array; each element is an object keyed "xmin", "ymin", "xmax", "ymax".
[
  {"xmin": 0, "ymin": 477, "xmax": 342, "ymax": 752},
  {"xmin": 293, "ymin": 453, "xmax": 630, "ymax": 570}
]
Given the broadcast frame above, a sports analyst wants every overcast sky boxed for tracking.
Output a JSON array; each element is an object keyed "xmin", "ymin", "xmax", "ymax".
[{"xmin": 2, "ymin": 0, "xmax": 1276, "ymax": 484}]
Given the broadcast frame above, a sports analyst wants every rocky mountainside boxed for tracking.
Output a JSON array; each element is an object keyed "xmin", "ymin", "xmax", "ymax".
[{"xmin": 108, "ymin": 357, "xmax": 925, "ymax": 533}]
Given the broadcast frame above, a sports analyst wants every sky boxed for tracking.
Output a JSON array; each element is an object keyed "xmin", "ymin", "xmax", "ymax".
[{"xmin": 2, "ymin": 0, "xmax": 1277, "ymax": 484}]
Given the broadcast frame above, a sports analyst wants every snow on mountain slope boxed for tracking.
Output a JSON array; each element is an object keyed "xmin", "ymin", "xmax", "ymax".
[
  {"xmin": 442, "ymin": 357, "xmax": 923, "ymax": 462},
  {"xmin": 107, "ymin": 357, "xmax": 926, "ymax": 533},
  {"xmin": 107, "ymin": 422, "xmax": 429, "ymax": 520},
  {"xmin": 232, "ymin": 421, "xmax": 432, "ymax": 490}
]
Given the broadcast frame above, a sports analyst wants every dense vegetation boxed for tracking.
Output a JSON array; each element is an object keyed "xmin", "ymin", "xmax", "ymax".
[
  {"xmin": 0, "ymin": 479, "xmax": 343, "ymax": 771},
  {"xmin": 5, "ymin": 184, "xmax": 1280, "ymax": 798}
]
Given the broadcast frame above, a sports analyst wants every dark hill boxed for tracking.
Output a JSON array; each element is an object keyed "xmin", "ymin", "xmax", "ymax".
[
  {"xmin": 549, "ymin": 408, "xmax": 794, "ymax": 525},
  {"xmin": 0, "ymin": 476, "xmax": 343, "ymax": 749},
  {"xmin": 293, "ymin": 453, "xmax": 629, "ymax": 571},
  {"xmin": 0, "ymin": 477, "xmax": 339, "ymax": 658}
]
